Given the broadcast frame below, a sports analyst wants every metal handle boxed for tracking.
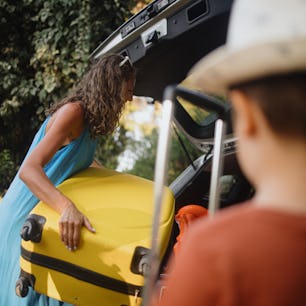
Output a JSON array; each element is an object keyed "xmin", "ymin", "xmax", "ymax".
[
  {"xmin": 142, "ymin": 85, "xmax": 227, "ymax": 305},
  {"xmin": 208, "ymin": 119, "xmax": 226, "ymax": 216},
  {"xmin": 142, "ymin": 98, "xmax": 173, "ymax": 306}
]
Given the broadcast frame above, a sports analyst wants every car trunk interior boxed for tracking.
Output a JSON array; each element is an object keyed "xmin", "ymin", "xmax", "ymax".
[
  {"xmin": 133, "ymin": 11, "xmax": 231, "ymax": 101},
  {"xmin": 161, "ymin": 148, "xmax": 255, "ymax": 268},
  {"xmin": 172, "ymin": 150, "xmax": 254, "ymax": 211}
]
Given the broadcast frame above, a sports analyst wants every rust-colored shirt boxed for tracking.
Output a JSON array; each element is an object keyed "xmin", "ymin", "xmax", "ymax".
[{"xmin": 151, "ymin": 203, "xmax": 306, "ymax": 306}]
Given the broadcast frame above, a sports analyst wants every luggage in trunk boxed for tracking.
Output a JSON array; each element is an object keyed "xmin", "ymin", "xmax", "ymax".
[{"xmin": 16, "ymin": 167, "xmax": 174, "ymax": 306}]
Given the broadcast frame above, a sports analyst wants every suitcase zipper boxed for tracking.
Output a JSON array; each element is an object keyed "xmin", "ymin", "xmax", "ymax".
[{"xmin": 21, "ymin": 246, "xmax": 142, "ymax": 297}]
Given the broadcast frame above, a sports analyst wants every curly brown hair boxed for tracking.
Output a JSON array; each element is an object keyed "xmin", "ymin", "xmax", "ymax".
[{"xmin": 47, "ymin": 53, "xmax": 136, "ymax": 137}]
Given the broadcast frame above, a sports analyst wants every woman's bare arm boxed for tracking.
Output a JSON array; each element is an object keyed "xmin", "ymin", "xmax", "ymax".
[{"xmin": 19, "ymin": 103, "xmax": 95, "ymax": 251}]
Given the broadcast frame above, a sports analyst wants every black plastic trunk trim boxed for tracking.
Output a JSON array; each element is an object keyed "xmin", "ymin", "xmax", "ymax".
[{"xmin": 21, "ymin": 246, "xmax": 142, "ymax": 297}]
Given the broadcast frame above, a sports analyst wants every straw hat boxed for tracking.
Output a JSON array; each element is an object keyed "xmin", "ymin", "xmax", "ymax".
[{"xmin": 188, "ymin": 0, "xmax": 306, "ymax": 96}]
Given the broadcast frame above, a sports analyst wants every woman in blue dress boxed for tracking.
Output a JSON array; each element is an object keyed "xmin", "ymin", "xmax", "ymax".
[{"xmin": 0, "ymin": 53, "xmax": 136, "ymax": 306}]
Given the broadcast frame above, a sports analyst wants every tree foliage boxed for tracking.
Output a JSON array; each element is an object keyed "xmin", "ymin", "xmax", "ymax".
[
  {"xmin": 95, "ymin": 126, "xmax": 130, "ymax": 170},
  {"xmin": 0, "ymin": 149, "xmax": 16, "ymax": 196},
  {"xmin": 127, "ymin": 126, "xmax": 203, "ymax": 183},
  {"xmin": 0, "ymin": 0, "xmax": 136, "ymax": 193},
  {"xmin": 0, "ymin": 0, "xmax": 205, "ymax": 196}
]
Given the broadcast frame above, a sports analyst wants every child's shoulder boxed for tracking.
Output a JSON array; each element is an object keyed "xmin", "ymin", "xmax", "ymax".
[{"xmin": 189, "ymin": 202, "xmax": 306, "ymax": 246}]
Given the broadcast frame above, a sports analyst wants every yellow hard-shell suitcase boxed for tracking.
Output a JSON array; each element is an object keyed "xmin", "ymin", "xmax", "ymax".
[{"xmin": 16, "ymin": 167, "xmax": 174, "ymax": 306}]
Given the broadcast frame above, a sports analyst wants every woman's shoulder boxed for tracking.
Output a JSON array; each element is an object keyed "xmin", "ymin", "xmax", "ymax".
[
  {"xmin": 54, "ymin": 102, "xmax": 85, "ymax": 126},
  {"xmin": 58, "ymin": 102, "xmax": 84, "ymax": 119},
  {"xmin": 47, "ymin": 102, "xmax": 85, "ymax": 134}
]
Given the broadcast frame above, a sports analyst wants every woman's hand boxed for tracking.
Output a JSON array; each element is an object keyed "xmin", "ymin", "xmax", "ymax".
[{"xmin": 59, "ymin": 203, "xmax": 96, "ymax": 251}]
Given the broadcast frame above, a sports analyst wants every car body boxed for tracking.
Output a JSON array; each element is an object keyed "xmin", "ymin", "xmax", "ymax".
[
  {"xmin": 91, "ymin": 0, "xmax": 254, "ymax": 292},
  {"xmin": 91, "ymin": 0, "xmax": 233, "ymax": 101}
]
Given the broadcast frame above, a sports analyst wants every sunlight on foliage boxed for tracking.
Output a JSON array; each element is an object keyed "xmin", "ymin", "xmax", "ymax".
[{"xmin": 0, "ymin": 0, "xmax": 137, "ymax": 193}]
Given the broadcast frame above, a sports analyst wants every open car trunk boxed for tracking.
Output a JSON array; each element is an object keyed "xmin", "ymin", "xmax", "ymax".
[
  {"xmin": 91, "ymin": 0, "xmax": 233, "ymax": 101},
  {"xmin": 90, "ymin": 0, "xmax": 255, "ymax": 301}
]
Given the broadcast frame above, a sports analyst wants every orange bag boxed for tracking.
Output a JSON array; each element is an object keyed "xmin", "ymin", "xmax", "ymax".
[{"xmin": 173, "ymin": 205, "xmax": 208, "ymax": 255}]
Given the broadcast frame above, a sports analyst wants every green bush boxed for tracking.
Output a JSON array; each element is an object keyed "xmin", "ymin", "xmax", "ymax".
[{"xmin": 0, "ymin": 0, "xmax": 136, "ymax": 193}]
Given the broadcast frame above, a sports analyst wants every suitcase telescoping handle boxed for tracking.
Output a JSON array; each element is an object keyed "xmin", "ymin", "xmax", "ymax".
[
  {"xmin": 142, "ymin": 85, "xmax": 229, "ymax": 306},
  {"xmin": 163, "ymin": 85, "xmax": 228, "ymax": 216},
  {"xmin": 171, "ymin": 85, "xmax": 228, "ymax": 119}
]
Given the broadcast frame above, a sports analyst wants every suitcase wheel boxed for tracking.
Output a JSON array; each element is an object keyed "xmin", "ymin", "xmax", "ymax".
[
  {"xmin": 130, "ymin": 246, "xmax": 151, "ymax": 276},
  {"xmin": 20, "ymin": 214, "xmax": 46, "ymax": 242},
  {"xmin": 15, "ymin": 276, "xmax": 31, "ymax": 297}
]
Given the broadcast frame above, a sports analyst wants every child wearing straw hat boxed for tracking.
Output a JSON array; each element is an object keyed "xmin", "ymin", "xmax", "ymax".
[{"xmin": 149, "ymin": 0, "xmax": 306, "ymax": 305}]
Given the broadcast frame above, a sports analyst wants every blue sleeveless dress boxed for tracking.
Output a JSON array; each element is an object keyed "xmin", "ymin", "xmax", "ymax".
[{"xmin": 0, "ymin": 117, "xmax": 97, "ymax": 306}]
